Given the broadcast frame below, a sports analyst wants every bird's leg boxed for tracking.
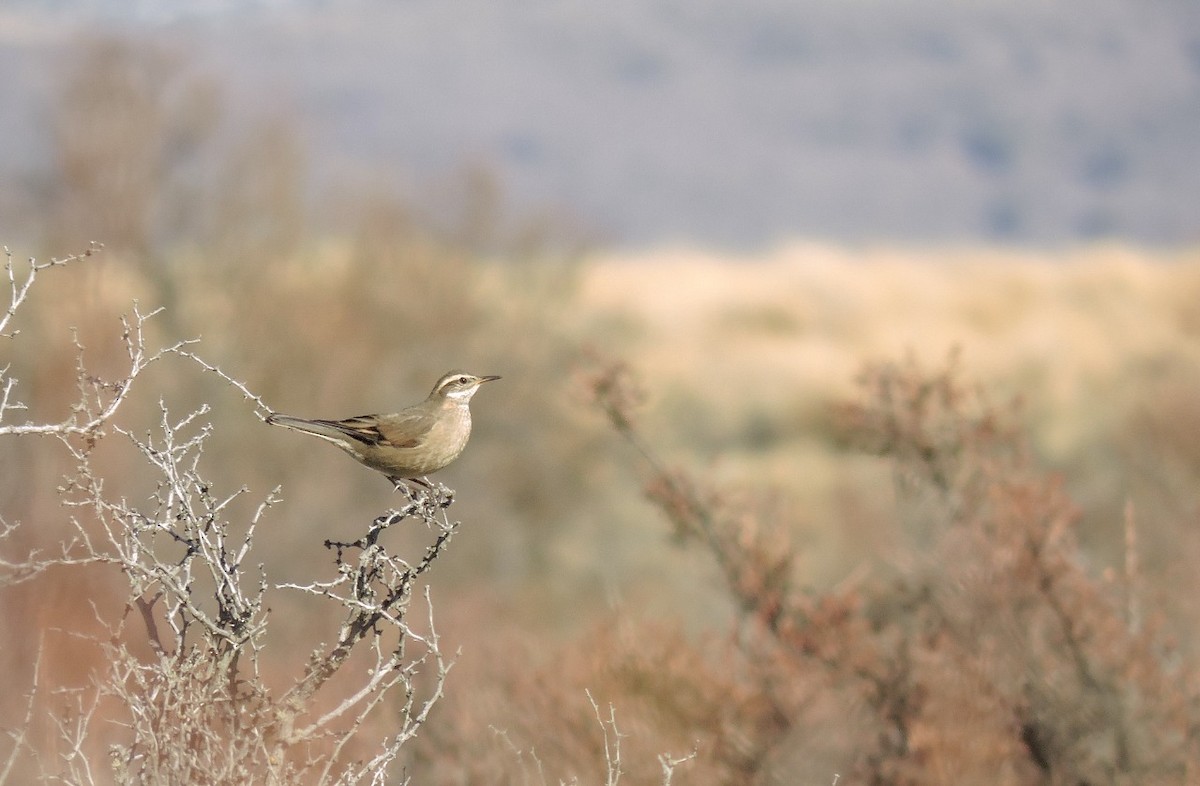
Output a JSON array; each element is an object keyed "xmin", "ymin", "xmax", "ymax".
[
  {"xmin": 390, "ymin": 477, "xmax": 418, "ymax": 500},
  {"xmin": 392, "ymin": 476, "xmax": 443, "ymax": 504}
]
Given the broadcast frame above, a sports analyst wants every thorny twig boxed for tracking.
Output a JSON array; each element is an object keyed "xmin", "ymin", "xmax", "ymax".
[
  {"xmin": 1, "ymin": 245, "xmax": 459, "ymax": 783},
  {"xmin": 587, "ymin": 690, "xmax": 625, "ymax": 786},
  {"xmin": 1, "ymin": 243, "xmax": 100, "ymax": 340}
]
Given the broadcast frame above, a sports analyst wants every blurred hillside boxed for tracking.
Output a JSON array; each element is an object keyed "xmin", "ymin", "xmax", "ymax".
[{"xmin": 1, "ymin": 0, "xmax": 1199, "ymax": 248}]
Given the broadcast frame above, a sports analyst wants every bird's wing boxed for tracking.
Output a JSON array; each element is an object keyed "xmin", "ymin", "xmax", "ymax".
[{"xmin": 315, "ymin": 412, "xmax": 433, "ymax": 450}]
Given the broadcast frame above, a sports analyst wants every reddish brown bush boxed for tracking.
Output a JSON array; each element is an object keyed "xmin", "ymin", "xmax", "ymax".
[{"xmin": 565, "ymin": 352, "xmax": 1200, "ymax": 785}]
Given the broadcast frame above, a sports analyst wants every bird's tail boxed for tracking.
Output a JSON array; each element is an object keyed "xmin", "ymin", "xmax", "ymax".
[{"xmin": 265, "ymin": 413, "xmax": 354, "ymax": 443}]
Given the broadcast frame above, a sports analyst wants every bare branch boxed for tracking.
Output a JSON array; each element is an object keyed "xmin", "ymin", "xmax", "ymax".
[
  {"xmin": 1, "ymin": 244, "xmax": 463, "ymax": 784},
  {"xmin": 1, "ymin": 301, "xmax": 195, "ymax": 438},
  {"xmin": 177, "ymin": 348, "xmax": 273, "ymax": 418},
  {"xmin": 1, "ymin": 243, "xmax": 100, "ymax": 339},
  {"xmin": 0, "ymin": 638, "xmax": 44, "ymax": 786},
  {"xmin": 657, "ymin": 749, "xmax": 698, "ymax": 786},
  {"xmin": 586, "ymin": 690, "xmax": 624, "ymax": 786}
]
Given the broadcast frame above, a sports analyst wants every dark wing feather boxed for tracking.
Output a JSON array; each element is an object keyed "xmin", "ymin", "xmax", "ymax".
[
  {"xmin": 314, "ymin": 411, "xmax": 434, "ymax": 450},
  {"xmin": 307, "ymin": 415, "xmax": 387, "ymax": 446}
]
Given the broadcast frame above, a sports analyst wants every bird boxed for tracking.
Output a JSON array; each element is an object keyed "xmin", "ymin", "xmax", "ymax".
[{"xmin": 265, "ymin": 370, "xmax": 500, "ymax": 490}]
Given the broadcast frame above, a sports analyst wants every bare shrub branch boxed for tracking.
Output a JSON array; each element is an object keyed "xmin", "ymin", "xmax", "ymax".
[
  {"xmin": 657, "ymin": 748, "xmax": 698, "ymax": 786},
  {"xmin": 1, "ymin": 247, "xmax": 460, "ymax": 784},
  {"xmin": 0, "ymin": 639, "xmax": 45, "ymax": 786},
  {"xmin": 586, "ymin": 690, "xmax": 624, "ymax": 786}
]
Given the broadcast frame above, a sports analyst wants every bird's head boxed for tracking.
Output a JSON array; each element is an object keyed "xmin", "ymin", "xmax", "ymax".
[{"xmin": 431, "ymin": 371, "xmax": 501, "ymax": 402}]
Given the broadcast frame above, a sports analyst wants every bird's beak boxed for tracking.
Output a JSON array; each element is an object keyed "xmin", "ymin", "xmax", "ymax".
[{"xmin": 479, "ymin": 375, "xmax": 502, "ymax": 384}]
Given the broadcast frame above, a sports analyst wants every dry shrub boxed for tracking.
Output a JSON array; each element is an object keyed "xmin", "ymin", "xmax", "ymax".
[
  {"xmin": 42, "ymin": 36, "xmax": 221, "ymax": 261},
  {"xmin": 549, "ymin": 352, "xmax": 1200, "ymax": 785},
  {"xmin": 0, "ymin": 249, "xmax": 462, "ymax": 785},
  {"xmin": 412, "ymin": 611, "xmax": 771, "ymax": 785}
]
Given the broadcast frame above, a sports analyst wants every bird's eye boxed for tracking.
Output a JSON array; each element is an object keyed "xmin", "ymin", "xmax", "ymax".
[{"xmin": 459, "ymin": 376, "xmax": 469, "ymax": 384}]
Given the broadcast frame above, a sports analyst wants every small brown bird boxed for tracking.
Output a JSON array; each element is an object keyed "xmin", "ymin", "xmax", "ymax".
[{"xmin": 266, "ymin": 371, "xmax": 500, "ymax": 488}]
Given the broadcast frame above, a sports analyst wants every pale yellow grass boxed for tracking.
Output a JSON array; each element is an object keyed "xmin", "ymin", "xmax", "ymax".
[
  {"xmin": 570, "ymin": 242, "xmax": 1200, "ymax": 582},
  {"xmin": 580, "ymin": 242, "xmax": 1200, "ymax": 451}
]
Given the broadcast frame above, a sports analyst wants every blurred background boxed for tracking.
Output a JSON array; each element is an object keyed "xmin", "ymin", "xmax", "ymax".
[
  {"xmin": 2, "ymin": 0, "xmax": 1200, "ymax": 781},
  {"xmin": 2, "ymin": 0, "xmax": 1199, "ymax": 250}
]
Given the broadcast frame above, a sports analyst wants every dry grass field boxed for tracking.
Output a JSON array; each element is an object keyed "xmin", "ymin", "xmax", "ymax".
[{"xmin": 580, "ymin": 242, "xmax": 1200, "ymax": 568}]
